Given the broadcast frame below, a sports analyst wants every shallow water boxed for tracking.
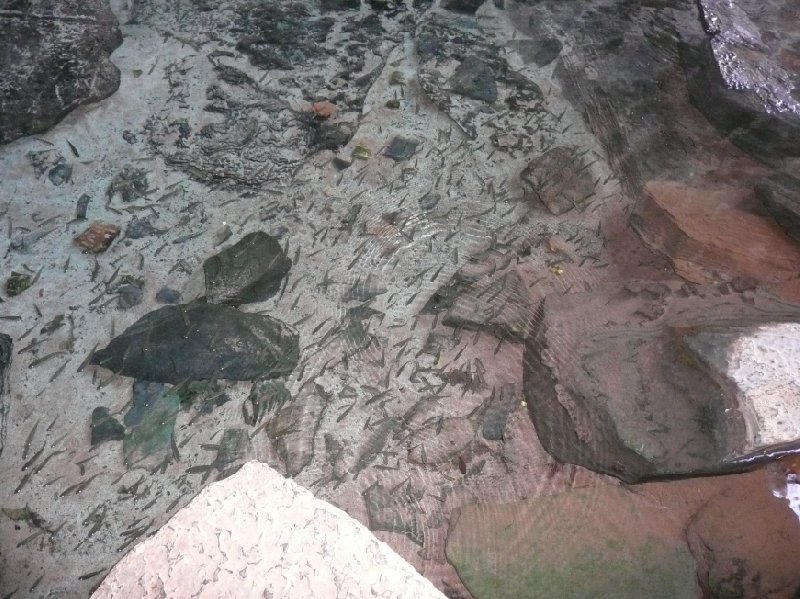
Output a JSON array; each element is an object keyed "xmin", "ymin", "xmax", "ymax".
[{"xmin": 2, "ymin": 0, "xmax": 800, "ymax": 597}]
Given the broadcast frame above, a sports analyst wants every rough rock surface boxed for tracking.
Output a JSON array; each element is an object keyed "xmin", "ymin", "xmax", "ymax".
[
  {"xmin": 92, "ymin": 461, "xmax": 446, "ymax": 599},
  {"xmin": 91, "ymin": 303, "xmax": 299, "ymax": 383},
  {"xmin": 521, "ymin": 146, "xmax": 595, "ymax": 215},
  {"xmin": 203, "ymin": 231, "xmax": 292, "ymax": 305},
  {"xmin": 523, "ymin": 281, "xmax": 800, "ymax": 483},
  {"xmin": 755, "ymin": 173, "xmax": 800, "ymax": 242},
  {"xmin": 0, "ymin": 0, "xmax": 123, "ymax": 144},
  {"xmin": 631, "ymin": 180, "xmax": 800, "ymax": 284}
]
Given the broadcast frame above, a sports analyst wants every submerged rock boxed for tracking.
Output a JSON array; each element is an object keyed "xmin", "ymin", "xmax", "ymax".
[
  {"xmin": 90, "ymin": 407, "xmax": 125, "ymax": 446},
  {"xmin": 446, "ymin": 486, "xmax": 698, "ymax": 599},
  {"xmin": 91, "ymin": 303, "xmax": 299, "ymax": 384},
  {"xmin": 74, "ymin": 222, "xmax": 120, "ymax": 253},
  {"xmin": 520, "ymin": 146, "xmax": 595, "ymax": 215},
  {"xmin": 244, "ymin": 380, "xmax": 291, "ymax": 425},
  {"xmin": 632, "ymin": 180, "xmax": 800, "ymax": 284},
  {"xmin": 203, "ymin": 231, "xmax": 292, "ymax": 305},
  {"xmin": 449, "ymin": 56, "xmax": 497, "ymax": 103},
  {"xmin": 269, "ymin": 391, "xmax": 325, "ymax": 477},
  {"xmin": 123, "ymin": 382, "xmax": 180, "ymax": 468},
  {"xmin": 0, "ymin": 334, "xmax": 11, "ymax": 457},
  {"xmin": 523, "ymin": 281, "xmax": 800, "ymax": 483},
  {"xmin": 0, "ymin": 0, "xmax": 123, "ymax": 144}
]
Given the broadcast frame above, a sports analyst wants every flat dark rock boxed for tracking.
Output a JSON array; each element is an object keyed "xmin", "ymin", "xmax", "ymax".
[
  {"xmin": 449, "ymin": 56, "xmax": 497, "ymax": 103},
  {"xmin": 384, "ymin": 136, "xmax": 419, "ymax": 162},
  {"xmin": 91, "ymin": 303, "xmax": 300, "ymax": 384},
  {"xmin": 90, "ymin": 406, "xmax": 125, "ymax": 445},
  {"xmin": 755, "ymin": 173, "xmax": 800, "ymax": 242},
  {"xmin": 0, "ymin": 0, "xmax": 123, "ymax": 144},
  {"xmin": 203, "ymin": 231, "xmax": 292, "ymax": 305},
  {"xmin": 523, "ymin": 281, "xmax": 800, "ymax": 483},
  {"xmin": 441, "ymin": 0, "xmax": 484, "ymax": 15}
]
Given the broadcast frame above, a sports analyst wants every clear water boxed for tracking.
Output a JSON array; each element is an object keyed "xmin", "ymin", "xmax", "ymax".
[{"xmin": 1, "ymin": 0, "xmax": 800, "ymax": 597}]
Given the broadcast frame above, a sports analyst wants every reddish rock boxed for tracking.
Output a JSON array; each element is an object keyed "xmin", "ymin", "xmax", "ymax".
[
  {"xmin": 631, "ymin": 181, "xmax": 800, "ymax": 284},
  {"xmin": 312, "ymin": 100, "xmax": 337, "ymax": 119},
  {"xmin": 74, "ymin": 221, "xmax": 120, "ymax": 253},
  {"xmin": 685, "ymin": 469, "xmax": 800, "ymax": 598}
]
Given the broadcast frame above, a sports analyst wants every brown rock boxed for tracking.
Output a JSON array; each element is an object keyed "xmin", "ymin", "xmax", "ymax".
[
  {"xmin": 312, "ymin": 100, "xmax": 337, "ymax": 118},
  {"xmin": 520, "ymin": 146, "xmax": 595, "ymax": 215},
  {"xmin": 74, "ymin": 221, "xmax": 120, "ymax": 253},
  {"xmin": 631, "ymin": 180, "xmax": 800, "ymax": 284}
]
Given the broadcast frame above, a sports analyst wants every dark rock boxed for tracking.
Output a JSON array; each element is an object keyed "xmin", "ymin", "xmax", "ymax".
[
  {"xmin": 47, "ymin": 160, "xmax": 72, "ymax": 186},
  {"xmin": 122, "ymin": 382, "xmax": 180, "ymax": 468},
  {"xmin": 91, "ymin": 303, "xmax": 300, "ymax": 384},
  {"xmin": 155, "ymin": 287, "xmax": 182, "ymax": 304},
  {"xmin": 513, "ymin": 37, "xmax": 562, "ymax": 67},
  {"xmin": 320, "ymin": 0, "xmax": 360, "ymax": 12},
  {"xmin": 308, "ymin": 121, "xmax": 355, "ymax": 152},
  {"xmin": 520, "ymin": 146, "xmax": 594, "ymax": 215},
  {"xmin": 384, "ymin": 136, "xmax": 419, "ymax": 162},
  {"xmin": 90, "ymin": 407, "xmax": 125, "ymax": 445},
  {"xmin": 116, "ymin": 283, "xmax": 144, "ymax": 310},
  {"xmin": 235, "ymin": 4, "xmax": 334, "ymax": 70},
  {"xmin": 418, "ymin": 191, "xmax": 440, "ymax": 211},
  {"xmin": 441, "ymin": 0, "xmax": 484, "ymax": 15},
  {"xmin": 6, "ymin": 272, "xmax": 32, "ymax": 297},
  {"xmin": 194, "ymin": 429, "xmax": 253, "ymax": 482},
  {"xmin": 203, "ymin": 231, "xmax": 292, "ymax": 305},
  {"xmin": 449, "ymin": 56, "xmax": 497, "ymax": 103},
  {"xmin": 755, "ymin": 173, "xmax": 800, "ymax": 242},
  {"xmin": 0, "ymin": 334, "xmax": 11, "ymax": 457},
  {"xmin": 523, "ymin": 281, "xmax": 800, "ymax": 483},
  {"xmin": 0, "ymin": 0, "xmax": 123, "ymax": 144},
  {"xmin": 76, "ymin": 194, "xmax": 90, "ymax": 220},
  {"xmin": 125, "ymin": 217, "xmax": 161, "ymax": 240},
  {"xmin": 680, "ymin": 40, "xmax": 800, "ymax": 163}
]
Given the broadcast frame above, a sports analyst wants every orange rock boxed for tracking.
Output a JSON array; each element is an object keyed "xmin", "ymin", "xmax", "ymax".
[
  {"xmin": 311, "ymin": 100, "xmax": 336, "ymax": 119},
  {"xmin": 631, "ymin": 180, "xmax": 800, "ymax": 284},
  {"xmin": 75, "ymin": 221, "xmax": 120, "ymax": 253}
]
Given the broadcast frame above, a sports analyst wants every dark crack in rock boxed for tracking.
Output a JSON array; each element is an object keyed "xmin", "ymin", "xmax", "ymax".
[
  {"xmin": 755, "ymin": 173, "xmax": 800, "ymax": 242},
  {"xmin": 523, "ymin": 281, "xmax": 800, "ymax": 483},
  {"xmin": 203, "ymin": 231, "xmax": 292, "ymax": 305},
  {"xmin": 0, "ymin": 0, "xmax": 123, "ymax": 144},
  {"xmin": 91, "ymin": 303, "xmax": 299, "ymax": 384}
]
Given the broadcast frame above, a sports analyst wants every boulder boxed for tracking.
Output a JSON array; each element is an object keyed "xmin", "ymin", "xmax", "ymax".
[
  {"xmin": 92, "ymin": 462, "xmax": 446, "ymax": 599},
  {"xmin": 0, "ymin": 0, "xmax": 123, "ymax": 144},
  {"xmin": 91, "ymin": 303, "xmax": 299, "ymax": 384},
  {"xmin": 203, "ymin": 231, "xmax": 292, "ymax": 305},
  {"xmin": 631, "ymin": 180, "xmax": 800, "ymax": 284},
  {"xmin": 523, "ymin": 281, "xmax": 800, "ymax": 483}
]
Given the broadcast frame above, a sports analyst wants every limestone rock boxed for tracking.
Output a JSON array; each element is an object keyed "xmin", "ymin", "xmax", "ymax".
[
  {"xmin": 92, "ymin": 461, "xmax": 446, "ymax": 599},
  {"xmin": 631, "ymin": 181, "xmax": 800, "ymax": 284},
  {"xmin": 91, "ymin": 304, "xmax": 299, "ymax": 384},
  {"xmin": 203, "ymin": 231, "xmax": 292, "ymax": 305},
  {"xmin": 523, "ymin": 281, "xmax": 800, "ymax": 483},
  {"xmin": 0, "ymin": 0, "xmax": 123, "ymax": 144}
]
